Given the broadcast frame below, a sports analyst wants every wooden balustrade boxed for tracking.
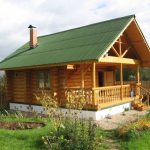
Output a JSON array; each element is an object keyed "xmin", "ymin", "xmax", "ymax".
[
  {"xmin": 65, "ymin": 84, "xmax": 136, "ymax": 106},
  {"xmin": 65, "ymin": 88, "xmax": 93, "ymax": 105},
  {"xmin": 136, "ymin": 84, "xmax": 150, "ymax": 107},
  {"xmin": 122, "ymin": 84, "xmax": 131, "ymax": 98},
  {"xmin": 93, "ymin": 84, "xmax": 131, "ymax": 105}
]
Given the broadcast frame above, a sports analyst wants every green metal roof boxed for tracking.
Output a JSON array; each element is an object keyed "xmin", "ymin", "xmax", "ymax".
[{"xmin": 0, "ymin": 15, "xmax": 135, "ymax": 69}]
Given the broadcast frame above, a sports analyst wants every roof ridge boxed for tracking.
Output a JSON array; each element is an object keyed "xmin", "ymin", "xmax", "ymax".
[{"xmin": 39, "ymin": 14, "xmax": 135, "ymax": 39}]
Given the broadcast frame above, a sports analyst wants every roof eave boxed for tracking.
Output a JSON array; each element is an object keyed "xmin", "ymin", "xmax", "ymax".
[{"xmin": 0, "ymin": 59, "xmax": 98, "ymax": 71}]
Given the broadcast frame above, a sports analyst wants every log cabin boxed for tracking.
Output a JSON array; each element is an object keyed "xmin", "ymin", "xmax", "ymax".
[{"xmin": 0, "ymin": 15, "xmax": 150, "ymax": 120}]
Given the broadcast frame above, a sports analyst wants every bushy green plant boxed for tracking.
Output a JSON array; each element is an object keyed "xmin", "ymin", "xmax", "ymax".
[
  {"xmin": 36, "ymin": 90, "xmax": 100, "ymax": 150},
  {"xmin": 117, "ymin": 113, "xmax": 150, "ymax": 140}
]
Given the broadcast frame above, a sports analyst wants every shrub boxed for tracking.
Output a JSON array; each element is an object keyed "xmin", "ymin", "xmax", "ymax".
[
  {"xmin": 117, "ymin": 113, "xmax": 150, "ymax": 140},
  {"xmin": 36, "ymin": 90, "xmax": 100, "ymax": 150}
]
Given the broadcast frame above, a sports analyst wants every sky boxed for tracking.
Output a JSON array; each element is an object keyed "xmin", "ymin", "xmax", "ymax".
[{"xmin": 0, "ymin": 0, "xmax": 150, "ymax": 61}]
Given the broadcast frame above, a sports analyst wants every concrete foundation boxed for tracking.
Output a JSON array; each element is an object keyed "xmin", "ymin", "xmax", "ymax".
[{"xmin": 9, "ymin": 102, "xmax": 132, "ymax": 120}]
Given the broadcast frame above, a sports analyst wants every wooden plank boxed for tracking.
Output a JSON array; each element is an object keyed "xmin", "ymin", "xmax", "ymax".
[
  {"xmin": 112, "ymin": 46, "xmax": 120, "ymax": 57},
  {"xmin": 1, "ymin": 61, "xmax": 95, "ymax": 71},
  {"xmin": 119, "ymin": 38, "xmax": 122, "ymax": 56},
  {"xmin": 136, "ymin": 64, "xmax": 140, "ymax": 83},
  {"xmin": 142, "ymin": 61, "xmax": 150, "ymax": 67},
  {"xmin": 81, "ymin": 64, "xmax": 84, "ymax": 88},
  {"xmin": 124, "ymin": 32, "xmax": 141, "ymax": 59},
  {"xmin": 99, "ymin": 56, "xmax": 140, "ymax": 64},
  {"xmin": 121, "ymin": 47, "xmax": 130, "ymax": 57},
  {"xmin": 120, "ymin": 63, "xmax": 123, "ymax": 100},
  {"xmin": 92, "ymin": 62, "xmax": 96, "ymax": 88},
  {"xmin": 92, "ymin": 62, "xmax": 96, "ymax": 105},
  {"xmin": 100, "ymin": 97, "xmax": 136, "ymax": 109}
]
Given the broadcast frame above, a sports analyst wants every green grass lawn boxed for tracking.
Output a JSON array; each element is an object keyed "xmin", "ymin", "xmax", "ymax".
[
  {"xmin": 0, "ymin": 111, "xmax": 109, "ymax": 150},
  {"xmin": 0, "ymin": 113, "xmax": 52, "ymax": 150},
  {"xmin": 120, "ymin": 131, "xmax": 150, "ymax": 150},
  {"xmin": 0, "ymin": 111, "xmax": 150, "ymax": 150},
  {"xmin": 118, "ymin": 112, "xmax": 150, "ymax": 150}
]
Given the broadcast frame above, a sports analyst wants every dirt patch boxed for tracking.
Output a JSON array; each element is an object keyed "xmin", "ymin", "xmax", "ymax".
[
  {"xmin": 97, "ymin": 110, "xmax": 148, "ymax": 130},
  {"xmin": 0, "ymin": 122, "xmax": 45, "ymax": 130}
]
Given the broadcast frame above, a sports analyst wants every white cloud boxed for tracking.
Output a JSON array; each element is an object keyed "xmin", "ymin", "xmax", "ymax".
[{"xmin": 0, "ymin": 0, "xmax": 150, "ymax": 61}]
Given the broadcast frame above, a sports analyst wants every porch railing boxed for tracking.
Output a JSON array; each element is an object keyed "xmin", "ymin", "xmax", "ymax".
[
  {"xmin": 93, "ymin": 84, "xmax": 131, "ymax": 105},
  {"xmin": 136, "ymin": 84, "xmax": 150, "ymax": 107},
  {"xmin": 65, "ymin": 87, "xmax": 93, "ymax": 105},
  {"xmin": 65, "ymin": 84, "xmax": 134, "ymax": 106}
]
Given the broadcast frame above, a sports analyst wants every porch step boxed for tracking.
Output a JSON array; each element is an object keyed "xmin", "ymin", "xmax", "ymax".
[
  {"xmin": 138, "ymin": 105, "xmax": 148, "ymax": 111},
  {"xmin": 132, "ymin": 100, "xmax": 148, "ymax": 111}
]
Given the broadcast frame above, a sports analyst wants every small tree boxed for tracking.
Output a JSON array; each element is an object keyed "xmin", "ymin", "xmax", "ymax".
[{"xmin": 36, "ymin": 90, "xmax": 100, "ymax": 150}]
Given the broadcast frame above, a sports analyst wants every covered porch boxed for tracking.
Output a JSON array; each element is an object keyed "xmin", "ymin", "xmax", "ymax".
[
  {"xmin": 64, "ymin": 29, "xmax": 149, "ymax": 110},
  {"xmin": 64, "ymin": 60, "xmax": 141, "ymax": 110}
]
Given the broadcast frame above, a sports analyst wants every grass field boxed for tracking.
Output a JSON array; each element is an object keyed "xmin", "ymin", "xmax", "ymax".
[
  {"xmin": 0, "ymin": 111, "xmax": 150, "ymax": 150},
  {"xmin": 118, "ymin": 112, "xmax": 150, "ymax": 150},
  {"xmin": 0, "ymin": 111, "xmax": 109, "ymax": 150},
  {"xmin": 120, "ymin": 131, "xmax": 150, "ymax": 150},
  {"xmin": 0, "ymin": 113, "xmax": 52, "ymax": 150}
]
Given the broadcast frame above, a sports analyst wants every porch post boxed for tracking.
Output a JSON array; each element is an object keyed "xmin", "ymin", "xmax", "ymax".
[
  {"xmin": 120, "ymin": 63, "xmax": 123, "ymax": 100},
  {"xmin": 81, "ymin": 64, "xmax": 84, "ymax": 88},
  {"xmin": 136, "ymin": 64, "xmax": 140, "ymax": 83},
  {"xmin": 92, "ymin": 62, "xmax": 96, "ymax": 105},
  {"xmin": 136, "ymin": 64, "xmax": 140, "ymax": 96},
  {"xmin": 92, "ymin": 62, "xmax": 96, "ymax": 88}
]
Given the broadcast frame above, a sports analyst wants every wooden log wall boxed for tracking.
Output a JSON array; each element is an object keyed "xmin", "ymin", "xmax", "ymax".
[
  {"xmin": 26, "ymin": 71, "xmax": 32, "ymax": 104},
  {"xmin": 95, "ymin": 66, "xmax": 115, "ymax": 87},
  {"xmin": 58, "ymin": 66, "xmax": 66, "ymax": 105},
  {"xmin": 12, "ymin": 71, "xmax": 26, "ymax": 102},
  {"xmin": 66, "ymin": 64, "xmax": 95, "ymax": 88},
  {"xmin": 5, "ymin": 71, "xmax": 13, "ymax": 101},
  {"xmin": 29, "ymin": 66, "xmax": 67, "ymax": 104},
  {"xmin": 84, "ymin": 65, "xmax": 93, "ymax": 88},
  {"xmin": 5, "ymin": 64, "xmax": 116, "ymax": 105},
  {"xmin": 0, "ymin": 88, "xmax": 7, "ymax": 109},
  {"xmin": 30, "ymin": 68, "xmax": 58, "ymax": 104},
  {"xmin": 66, "ymin": 65, "xmax": 82, "ymax": 87}
]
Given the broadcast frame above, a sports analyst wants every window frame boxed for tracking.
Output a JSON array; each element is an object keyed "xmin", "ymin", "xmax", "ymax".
[{"xmin": 38, "ymin": 71, "xmax": 50, "ymax": 90}]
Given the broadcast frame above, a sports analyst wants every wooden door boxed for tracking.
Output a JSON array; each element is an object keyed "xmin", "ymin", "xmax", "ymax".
[
  {"xmin": 98, "ymin": 71, "xmax": 104, "ymax": 87},
  {"xmin": 104, "ymin": 71, "xmax": 114, "ymax": 86}
]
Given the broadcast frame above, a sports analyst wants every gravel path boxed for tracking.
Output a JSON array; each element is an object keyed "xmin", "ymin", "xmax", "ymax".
[{"xmin": 96, "ymin": 110, "xmax": 149, "ymax": 130}]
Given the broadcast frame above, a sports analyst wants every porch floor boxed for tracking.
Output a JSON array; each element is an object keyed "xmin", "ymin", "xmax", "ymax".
[{"xmin": 100, "ymin": 96, "xmax": 139, "ymax": 109}]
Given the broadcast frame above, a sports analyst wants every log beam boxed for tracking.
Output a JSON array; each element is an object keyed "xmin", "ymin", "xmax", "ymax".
[
  {"xmin": 119, "ymin": 38, "xmax": 122, "ymax": 56},
  {"xmin": 99, "ymin": 56, "xmax": 140, "ymax": 65},
  {"xmin": 81, "ymin": 64, "xmax": 84, "ymax": 88},
  {"xmin": 112, "ymin": 46, "xmax": 120, "ymax": 57},
  {"xmin": 120, "ymin": 63, "xmax": 123, "ymax": 100},
  {"xmin": 121, "ymin": 47, "xmax": 130, "ymax": 58},
  {"xmin": 136, "ymin": 64, "xmax": 140, "ymax": 83},
  {"xmin": 92, "ymin": 62, "xmax": 96, "ymax": 105},
  {"xmin": 142, "ymin": 61, "xmax": 150, "ymax": 67},
  {"xmin": 92, "ymin": 62, "xmax": 96, "ymax": 88}
]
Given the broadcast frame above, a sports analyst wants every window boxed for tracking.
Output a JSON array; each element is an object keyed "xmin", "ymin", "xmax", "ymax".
[{"xmin": 38, "ymin": 72, "xmax": 50, "ymax": 89}]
